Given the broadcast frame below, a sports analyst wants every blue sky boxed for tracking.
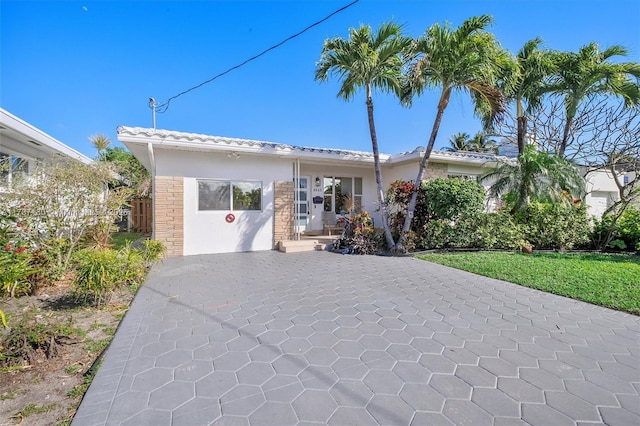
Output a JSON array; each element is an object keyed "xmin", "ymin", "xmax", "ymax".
[{"xmin": 2, "ymin": 0, "xmax": 639, "ymax": 159}]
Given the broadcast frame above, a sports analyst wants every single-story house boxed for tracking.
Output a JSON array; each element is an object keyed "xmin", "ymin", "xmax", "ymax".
[
  {"xmin": 118, "ymin": 126, "xmax": 623, "ymax": 257},
  {"xmin": 0, "ymin": 108, "xmax": 93, "ymax": 190}
]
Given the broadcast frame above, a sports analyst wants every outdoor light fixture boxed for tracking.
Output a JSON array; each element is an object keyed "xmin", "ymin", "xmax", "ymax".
[
  {"xmin": 315, "ymin": 177, "xmax": 321, "ymax": 187},
  {"xmin": 226, "ymin": 152, "xmax": 240, "ymax": 160}
]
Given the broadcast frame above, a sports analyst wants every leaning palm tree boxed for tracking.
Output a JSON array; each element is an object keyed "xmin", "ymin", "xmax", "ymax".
[
  {"xmin": 547, "ymin": 42, "xmax": 640, "ymax": 157},
  {"xmin": 504, "ymin": 38, "xmax": 556, "ymax": 155},
  {"xmin": 315, "ymin": 22, "xmax": 411, "ymax": 250},
  {"xmin": 480, "ymin": 144, "xmax": 585, "ymax": 214},
  {"xmin": 397, "ymin": 14, "xmax": 511, "ymax": 251},
  {"xmin": 445, "ymin": 132, "xmax": 471, "ymax": 152}
]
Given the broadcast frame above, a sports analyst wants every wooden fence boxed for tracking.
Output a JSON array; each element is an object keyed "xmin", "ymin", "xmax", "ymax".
[{"xmin": 130, "ymin": 198, "xmax": 152, "ymax": 233}]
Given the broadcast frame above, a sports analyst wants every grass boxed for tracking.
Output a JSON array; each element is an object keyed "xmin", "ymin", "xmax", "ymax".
[
  {"xmin": 11, "ymin": 403, "xmax": 58, "ymax": 420},
  {"xmin": 110, "ymin": 232, "xmax": 146, "ymax": 250},
  {"xmin": 417, "ymin": 251, "xmax": 640, "ymax": 315}
]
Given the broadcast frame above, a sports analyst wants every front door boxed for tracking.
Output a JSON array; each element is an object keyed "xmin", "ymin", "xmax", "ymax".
[{"xmin": 294, "ymin": 176, "xmax": 311, "ymax": 233}]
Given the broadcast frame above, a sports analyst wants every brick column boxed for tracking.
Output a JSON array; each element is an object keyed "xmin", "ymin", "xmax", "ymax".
[
  {"xmin": 273, "ymin": 181, "xmax": 294, "ymax": 247},
  {"xmin": 154, "ymin": 176, "xmax": 184, "ymax": 257},
  {"xmin": 423, "ymin": 162, "xmax": 448, "ymax": 180}
]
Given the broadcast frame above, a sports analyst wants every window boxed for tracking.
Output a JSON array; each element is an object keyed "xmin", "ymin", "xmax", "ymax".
[
  {"xmin": 323, "ymin": 176, "xmax": 363, "ymax": 214},
  {"xmin": 0, "ymin": 152, "xmax": 29, "ymax": 187},
  {"xmin": 198, "ymin": 180, "xmax": 261, "ymax": 211},
  {"xmin": 448, "ymin": 174, "xmax": 478, "ymax": 181}
]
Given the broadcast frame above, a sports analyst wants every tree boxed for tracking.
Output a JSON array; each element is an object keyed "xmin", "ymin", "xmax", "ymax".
[
  {"xmin": 1, "ymin": 157, "xmax": 131, "ymax": 272},
  {"xmin": 547, "ymin": 42, "xmax": 640, "ymax": 157},
  {"xmin": 469, "ymin": 132, "xmax": 498, "ymax": 154},
  {"xmin": 315, "ymin": 22, "xmax": 411, "ymax": 250},
  {"xmin": 445, "ymin": 132, "xmax": 471, "ymax": 152},
  {"xmin": 502, "ymin": 38, "xmax": 556, "ymax": 155},
  {"xmin": 103, "ymin": 146, "xmax": 151, "ymax": 198},
  {"xmin": 398, "ymin": 14, "xmax": 511, "ymax": 251},
  {"xmin": 90, "ymin": 134, "xmax": 112, "ymax": 161},
  {"xmin": 480, "ymin": 144, "xmax": 585, "ymax": 214}
]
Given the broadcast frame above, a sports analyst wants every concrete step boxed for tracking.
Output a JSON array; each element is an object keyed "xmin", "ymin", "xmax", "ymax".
[{"xmin": 278, "ymin": 239, "xmax": 328, "ymax": 253}]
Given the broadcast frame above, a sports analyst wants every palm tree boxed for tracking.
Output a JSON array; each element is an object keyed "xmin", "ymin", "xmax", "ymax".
[
  {"xmin": 504, "ymin": 38, "xmax": 556, "ymax": 155},
  {"xmin": 315, "ymin": 22, "xmax": 411, "ymax": 250},
  {"xmin": 90, "ymin": 134, "xmax": 112, "ymax": 161},
  {"xmin": 547, "ymin": 42, "xmax": 640, "ymax": 157},
  {"xmin": 397, "ymin": 14, "xmax": 511, "ymax": 251},
  {"xmin": 469, "ymin": 132, "xmax": 498, "ymax": 154},
  {"xmin": 445, "ymin": 132, "xmax": 471, "ymax": 152},
  {"xmin": 480, "ymin": 144, "xmax": 585, "ymax": 214}
]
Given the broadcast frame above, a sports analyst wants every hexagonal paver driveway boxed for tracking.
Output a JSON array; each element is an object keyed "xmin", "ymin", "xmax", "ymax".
[{"xmin": 73, "ymin": 251, "xmax": 640, "ymax": 425}]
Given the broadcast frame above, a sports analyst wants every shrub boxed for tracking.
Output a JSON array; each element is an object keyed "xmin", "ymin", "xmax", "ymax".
[
  {"xmin": 462, "ymin": 213, "xmax": 527, "ymax": 250},
  {"xmin": 141, "ymin": 239, "xmax": 166, "ymax": 264},
  {"xmin": 418, "ymin": 213, "xmax": 527, "ymax": 250},
  {"xmin": 72, "ymin": 249, "xmax": 122, "ymax": 307},
  {"xmin": 0, "ymin": 249, "xmax": 37, "ymax": 297},
  {"xmin": 616, "ymin": 207, "xmax": 640, "ymax": 251},
  {"xmin": 516, "ymin": 202, "xmax": 590, "ymax": 250},
  {"xmin": 387, "ymin": 178, "xmax": 486, "ymax": 250},
  {"xmin": 422, "ymin": 177, "xmax": 485, "ymax": 221},
  {"xmin": 334, "ymin": 212, "xmax": 383, "ymax": 254}
]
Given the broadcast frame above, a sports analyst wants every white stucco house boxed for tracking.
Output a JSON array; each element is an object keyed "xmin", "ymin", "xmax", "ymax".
[
  {"xmin": 117, "ymin": 126, "xmax": 626, "ymax": 257},
  {"xmin": 0, "ymin": 108, "xmax": 93, "ymax": 190}
]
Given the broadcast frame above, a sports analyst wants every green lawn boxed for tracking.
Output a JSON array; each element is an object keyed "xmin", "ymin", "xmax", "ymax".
[
  {"xmin": 417, "ymin": 251, "xmax": 640, "ymax": 315},
  {"xmin": 110, "ymin": 232, "xmax": 146, "ymax": 250}
]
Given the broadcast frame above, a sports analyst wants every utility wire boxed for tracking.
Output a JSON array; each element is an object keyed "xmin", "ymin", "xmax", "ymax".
[{"xmin": 152, "ymin": 0, "xmax": 359, "ymax": 114}]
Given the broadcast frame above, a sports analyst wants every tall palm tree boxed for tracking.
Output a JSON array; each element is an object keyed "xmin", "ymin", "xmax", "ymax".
[
  {"xmin": 505, "ymin": 38, "xmax": 556, "ymax": 155},
  {"xmin": 469, "ymin": 132, "xmax": 498, "ymax": 154},
  {"xmin": 547, "ymin": 42, "xmax": 640, "ymax": 157},
  {"xmin": 315, "ymin": 22, "xmax": 411, "ymax": 250},
  {"xmin": 480, "ymin": 144, "xmax": 585, "ymax": 214},
  {"xmin": 445, "ymin": 132, "xmax": 471, "ymax": 152},
  {"xmin": 397, "ymin": 14, "xmax": 511, "ymax": 251}
]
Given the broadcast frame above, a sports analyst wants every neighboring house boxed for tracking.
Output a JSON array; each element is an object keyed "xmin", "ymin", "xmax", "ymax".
[
  {"xmin": 0, "ymin": 108, "xmax": 93, "ymax": 189},
  {"xmin": 583, "ymin": 168, "xmax": 624, "ymax": 219}
]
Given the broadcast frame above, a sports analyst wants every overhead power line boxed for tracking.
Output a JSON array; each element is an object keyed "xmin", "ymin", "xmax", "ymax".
[{"xmin": 152, "ymin": 0, "xmax": 359, "ymax": 114}]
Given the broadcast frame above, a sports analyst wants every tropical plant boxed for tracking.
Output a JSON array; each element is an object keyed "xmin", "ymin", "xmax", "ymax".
[
  {"xmin": 398, "ymin": 14, "xmax": 512, "ymax": 252},
  {"xmin": 315, "ymin": 22, "xmax": 411, "ymax": 251},
  {"xmin": 547, "ymin": 42, "xmax": 640, "ymax": 157},
  {"xmin": 89, "ymin": 134, "xmax": 112, "ymax": 161},
  {"xmin": 445, "ymin": 132, "xmax": 471, "ymax": 152},
  {"xmin": 481, "ymin": 144, "xmax": 585, "ymax": 214}
]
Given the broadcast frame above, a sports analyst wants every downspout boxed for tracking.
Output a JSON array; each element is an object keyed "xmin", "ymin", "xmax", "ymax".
[{"xmin": 147, "ymin": 142, "xmax": 156, "ymax": 239}]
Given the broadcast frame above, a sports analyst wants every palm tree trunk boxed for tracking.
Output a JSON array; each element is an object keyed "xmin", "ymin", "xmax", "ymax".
[
  {"xmin": 397, "ymin": 88, "xmax": 451, "ymax": 252},
  {"xmin": 365, "ymin": 91, "xmax": 396, "ymax": 251},
  {"xmin": 517, "ymin": 116, "xmax": 527, "ymax": 155},
  {"xmin": 559, "ymin": 115, "xmax": 573, "ymax": 157},
  {"xmin": 516, "ymin": 99, "xmax": 526, "ymax": 155}
]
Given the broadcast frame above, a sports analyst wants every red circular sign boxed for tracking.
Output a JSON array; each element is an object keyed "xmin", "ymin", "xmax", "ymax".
[{"xmin": 225, "ymin": 213, "xmax": 236, "ymax": 223}]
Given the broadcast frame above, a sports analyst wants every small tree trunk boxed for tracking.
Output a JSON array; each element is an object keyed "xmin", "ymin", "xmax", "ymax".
[{"xmin": 365, "ymin": 90, "xmax": 396, "ymax": 251}]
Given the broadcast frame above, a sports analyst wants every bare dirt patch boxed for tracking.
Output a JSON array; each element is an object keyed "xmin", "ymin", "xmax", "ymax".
[{"xmin": 0, "ymin": 283, "xmax": 134, "ymax": 426}]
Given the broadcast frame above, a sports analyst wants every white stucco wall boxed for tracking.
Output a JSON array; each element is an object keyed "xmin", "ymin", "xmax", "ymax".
[
  {"xmin": 584, "ymin": 169, "xmax": 621, "ymax": 218},
  {"xmin": 154, "ymin": 149, "xmax": 292, "ymax": 255}
]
